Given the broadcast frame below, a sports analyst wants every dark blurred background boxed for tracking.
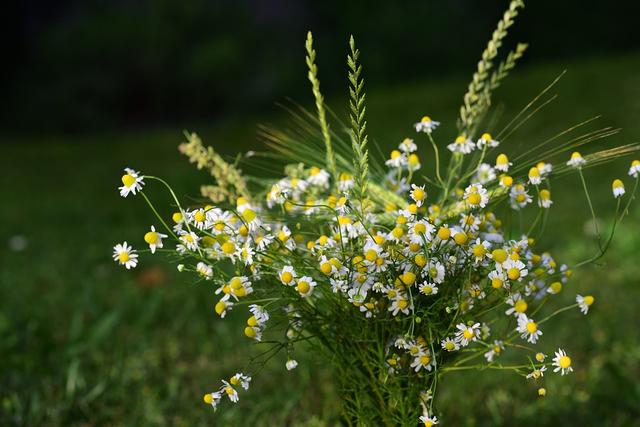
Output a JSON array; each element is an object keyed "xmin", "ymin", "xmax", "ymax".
[{"xmin": 3, "ymin": 0, "xmax": 639, "ymax": 134}]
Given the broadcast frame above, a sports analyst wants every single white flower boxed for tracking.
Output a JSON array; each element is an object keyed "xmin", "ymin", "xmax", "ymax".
[
  {"xmin": 119, "ymin": 168, "xmax": 145, "ymax": 197},
  {"xmin": 414, "ymin": 116, "xmax": 440, "ymax": 134},
  {"xmin": 144, "ymin": 225, "xmax": 167, "ymax": 254},
  {"xmin": 552, "ymin": 348, "xmax": 573, "ymax": 375},
  {"xmin": 112, "ymin": 241, "xmax": 138, "ymax": 269}
]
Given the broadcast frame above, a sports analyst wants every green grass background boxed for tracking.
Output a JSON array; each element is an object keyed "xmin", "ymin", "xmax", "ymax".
[{"xmin": 2, "ymin": 53, "xmax": 640, "ymax": 426}]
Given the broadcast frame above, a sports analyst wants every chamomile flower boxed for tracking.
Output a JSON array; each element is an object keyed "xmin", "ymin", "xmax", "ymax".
[
  {"xmin": 629, "ymin": 159, "xmax": 640, "ymax": 178},
  {"xmin": 455, "ymin": 322, "xmax": 480, "ymax": 346},
  {"xmin": 388, "ymin": 295, "xmax": 411, "ymax": 316},
  {"xmin": 509, "ymin": 184, "xmax": 532, "ymax": 210},
  {"xmin": 495, "ymin": 154, "xmax": 511, "ymax": 172},
  {"xmin": 112, "ymin": 242, "xmax": 138, "ymax": 269},
  {"xmin": 425, "ymin": 260, "xmax": 446, "ymax": 284},
  {"xmin": 477, "ymin": 132, "xmax": 499, "ymax": 148},
  {"xmin": 552, "ymin": 348, "xmax": 573, "ymax": 375},
  {"xmin": 419, "ymin": 282, "xmax": 439, "ymax": 296},
  {"xmin": 410, "ymin": 351, "xmax": 434, "ymax": 372},
  {"xmin": 464, "ymin": 183, "xmax": 489, "ymax": 208},
  {"xmin": 230, "ymin": 373, "xmax": 251, "ymax": 390},
  {"xmin": 221, "ymin": 381, "xmax": 239, "ymax": 402},
  {"xmin": 538, "ymin": 189, "xmax": 553, "ymax": 208},
  {"xmin": 307, "ymin": 166, "xmax": 330, "ymax": 188},
  {"xmin": 119, "ymin": 168, "xmax": 145, "ymax": 197},
  {"xmin": 526, "ymin": 365, "xmax": 547, "ymax": 379},
  {"xmin": 214, "ymin": 299, "xmax": 234, "ymax": 318},
  {"xmin": 386, "ymin": 150, "xmax": 406, "ymax": 168},
  {"xmin": 338, "ymin": 172, "xmax": 355, "ymax": 191},
  {"xmin": 447, "ymin": 135, "xmax": 475, "ymax": 154},
  {"xmin": 414, "ymin": 116, "xmax": 440, "ymax": 133},
  {"xmin": 279, "ymin": 266, "xmax": 297, "ymax": 286},
  {"xmin": 503, "ymin": 258, "xmax": 528, "ymax": 281},
  {"xmin": 566, "ymin": 151, "xmax": 586, "ymax": 168},
  {"xmin": 419, "ymin": 414, "xmax": 439, "ymax": 427},
  {"xmin": 536, "ymin": 161, "xmax": 553, "ymax": 176},
  {"xmin": 295, "ymin": 276, "xmax": 317, "ymax": 297},
  {"xmin": 576, "ymin": 294, "xmax": 595, "ymax": 314},
  {"xmin": 143, "ymin": 225, "xmax": 167, "ymax": 254},
  {"xmin": 286, "ymin": 359, "xmax": 298, "ymax": 370},
  {"xmin": 612, "ymin": 179, "xmax": 625, "ymax": 198},
  {"xmin": 196, "ymin": 262, "xmax": 213, "ymax": 279},
  {"xmin": 475, "ymin": 163, "xmax": 496, "ymax": 184},
  {"xmin": 407, "ymin": 153, "xmax": 422, "ymax": 171},
  {"xmin": 528, "ymin": 166, "xmax": 542, "ymax": 185},
  {"xmin": 177, "ymin": 231, "xmax": 200, "ymax": 252},
  {"xmin": 203, "ymin": 391, "xmax": 222, "ymax": 409},
  {"xmin": 399, "ymin": 138, "xmax": 417, "ymax": 153},
  {"xmin": 410, "ymin": 184, "xmax": 427, "ymax": 207},
  {"xmin": 441, "ymin": 337, "xmax": 460, "ymax": 352},
  {"xmin": 517, "ymin": 314, "xmax": 542, "ymax": 344},
  {"xmin": 484, "ymin": 340, "xmax": 504, "ymax": 362}
]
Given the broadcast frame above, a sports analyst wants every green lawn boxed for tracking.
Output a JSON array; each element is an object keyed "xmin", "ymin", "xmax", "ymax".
[{"xmin": 2, "ymin": 52, "xmax": 640, "ymax": 426}]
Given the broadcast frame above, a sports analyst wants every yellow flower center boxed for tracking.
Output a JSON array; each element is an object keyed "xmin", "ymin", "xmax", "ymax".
[
  {"xmin": 472, "ymin": 244, "xmax": 486, "ymax": 258},
  {"xmin": 559, "ymin": 355, "xmax": 571, "ymax": 369},
  {"xmin": 514, "ymin": 299, "xmax": 528, "ymax": 313},
  {"xmin": 463, "ymin": 329, "xmax": 474, "ymax": 340},
  {"xmin": 412, "ymin": 188, "xmax": 425, "ymax": 201},
  {"xmin": 244, "ymin": 326, "xmax": 256, "ymax": 338},
  {"xmin": 172, "ymin": 212, "xmax": 183, "ymax": 223},
  {"xmin": 247, "ymin": 316, "xmax": 258, "ymax": 327},
  {"xmin": 421, "ymin": 116, "xmax": 432, "ymax": 123},
  {"xmin": 526, "ymin": 321, "xmax": 538, "ymax": 334},
  {"xmin": 481, "ymin": 133, "xmax": 492, "ymax": 141},
  {"xmin": 392, "ymin": 227, "xmax": 404, "ymax": 238},
  {"xmin": 221, "ymin": 242, "xmax": 235, "ymax": 254},
  {"xmin": 437, "ymin": 227, "xmax": 451, "ymax": 240},
  {"xmin": 281, "ymin": 271, "xmax": 293, "ymax": 283},
  {"xmin": 583, "ymin": 295, "xmax": 594, "ymax": 306},
  {"xmin": 144, "ymin": 231, "xmax": 158, "ymax": 244},
  {"xmin": 507, "ymin": 268, "xmax": 521, "ymax": 280},
  {"xmin": 501, "ymin": 176, "xmax": 513, "ymax": 187},
  {"xmin": 444, "ymin": 342, "xmax": 455, "ymax": 351},
  {"xmin": 467, "ymin": 193, "xmax": 481, "ymax": 205},
  {"xmin": 408, "ymin": 154, "xmax": 420, "ymax": 166},
  {"xmin": 491, "ymin": 278, "xmax": 503, "ymax": 289},
  {"xmin": 454, "ymin": 232, "xmax": 468, "ymax": 245},
  {"xmin": 215, "ymin": 301, "xmax": 226, "ymax": 315},
  {"xmin": 194, "ymin": 211, "xmax": 206, "ymax": 223},
  {"xmin": 492, "ymin": 249, "xmax": 507, "ymax": 263},
  {"xmin": 297, "ymin": 280, "xmax": 311, "ymax": 294},
  {"xmin": 414, "ymin": 223, "xmax": 427, "ymax": 234},
  {"xmin": 118, "ymin": 252, "xmax": 129, "ymax": 263},
  {"xmin": 121, "ymin": 174, "xmax": 136, "ymax": 187},
  {"xmin": 242, "ymin": 209, "xmax": 257, "ymax": 222},
  {"xmin": 420, "ymin": 355, "xmax": 431, "ymax": 365},
  {"xmin": 529, "ymin": 167, "xmax": 540, "ymax": 178},
  {"xmin": 390, "ymin": 150, "xmax": 401, "ymax": 159},
  {"xmin": 415, "ymin": 254, "xmax": 427, "ymax": 267},
  {"xmin": 397, "ymin": 299, "xmax": 408, "ymax": 310},
  {"xmin": 400, "ymin": 272, "xmax": 416, "ymax": 286}
]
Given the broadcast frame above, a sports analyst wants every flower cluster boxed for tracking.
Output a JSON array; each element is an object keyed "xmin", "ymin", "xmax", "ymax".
[{"xmin": 113, "ymin": 8, "xmax": 640, "ymax": 423}]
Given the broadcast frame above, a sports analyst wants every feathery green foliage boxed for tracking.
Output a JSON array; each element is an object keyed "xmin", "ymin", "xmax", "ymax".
[
  {"xmin": 347, "ymin": 35, "xmax": 370, "ymax": 209},
  {"xmin": 458, "ymin": 0, "xmax": 525, "ymax": 136},
  {"xmin": 305, "ymin": 31, "xmax": 338, "ymax": 181}
]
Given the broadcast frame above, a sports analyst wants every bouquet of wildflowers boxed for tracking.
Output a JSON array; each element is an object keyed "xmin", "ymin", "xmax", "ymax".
[{"xmin": 113, "ymin": 1, "xmax": 640, "ymax": 424}]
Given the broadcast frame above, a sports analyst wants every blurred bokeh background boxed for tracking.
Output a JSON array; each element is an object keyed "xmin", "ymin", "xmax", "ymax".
[{"xmin": 2, "ymin": 0, "xmax": 640, "ymax": 425}]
